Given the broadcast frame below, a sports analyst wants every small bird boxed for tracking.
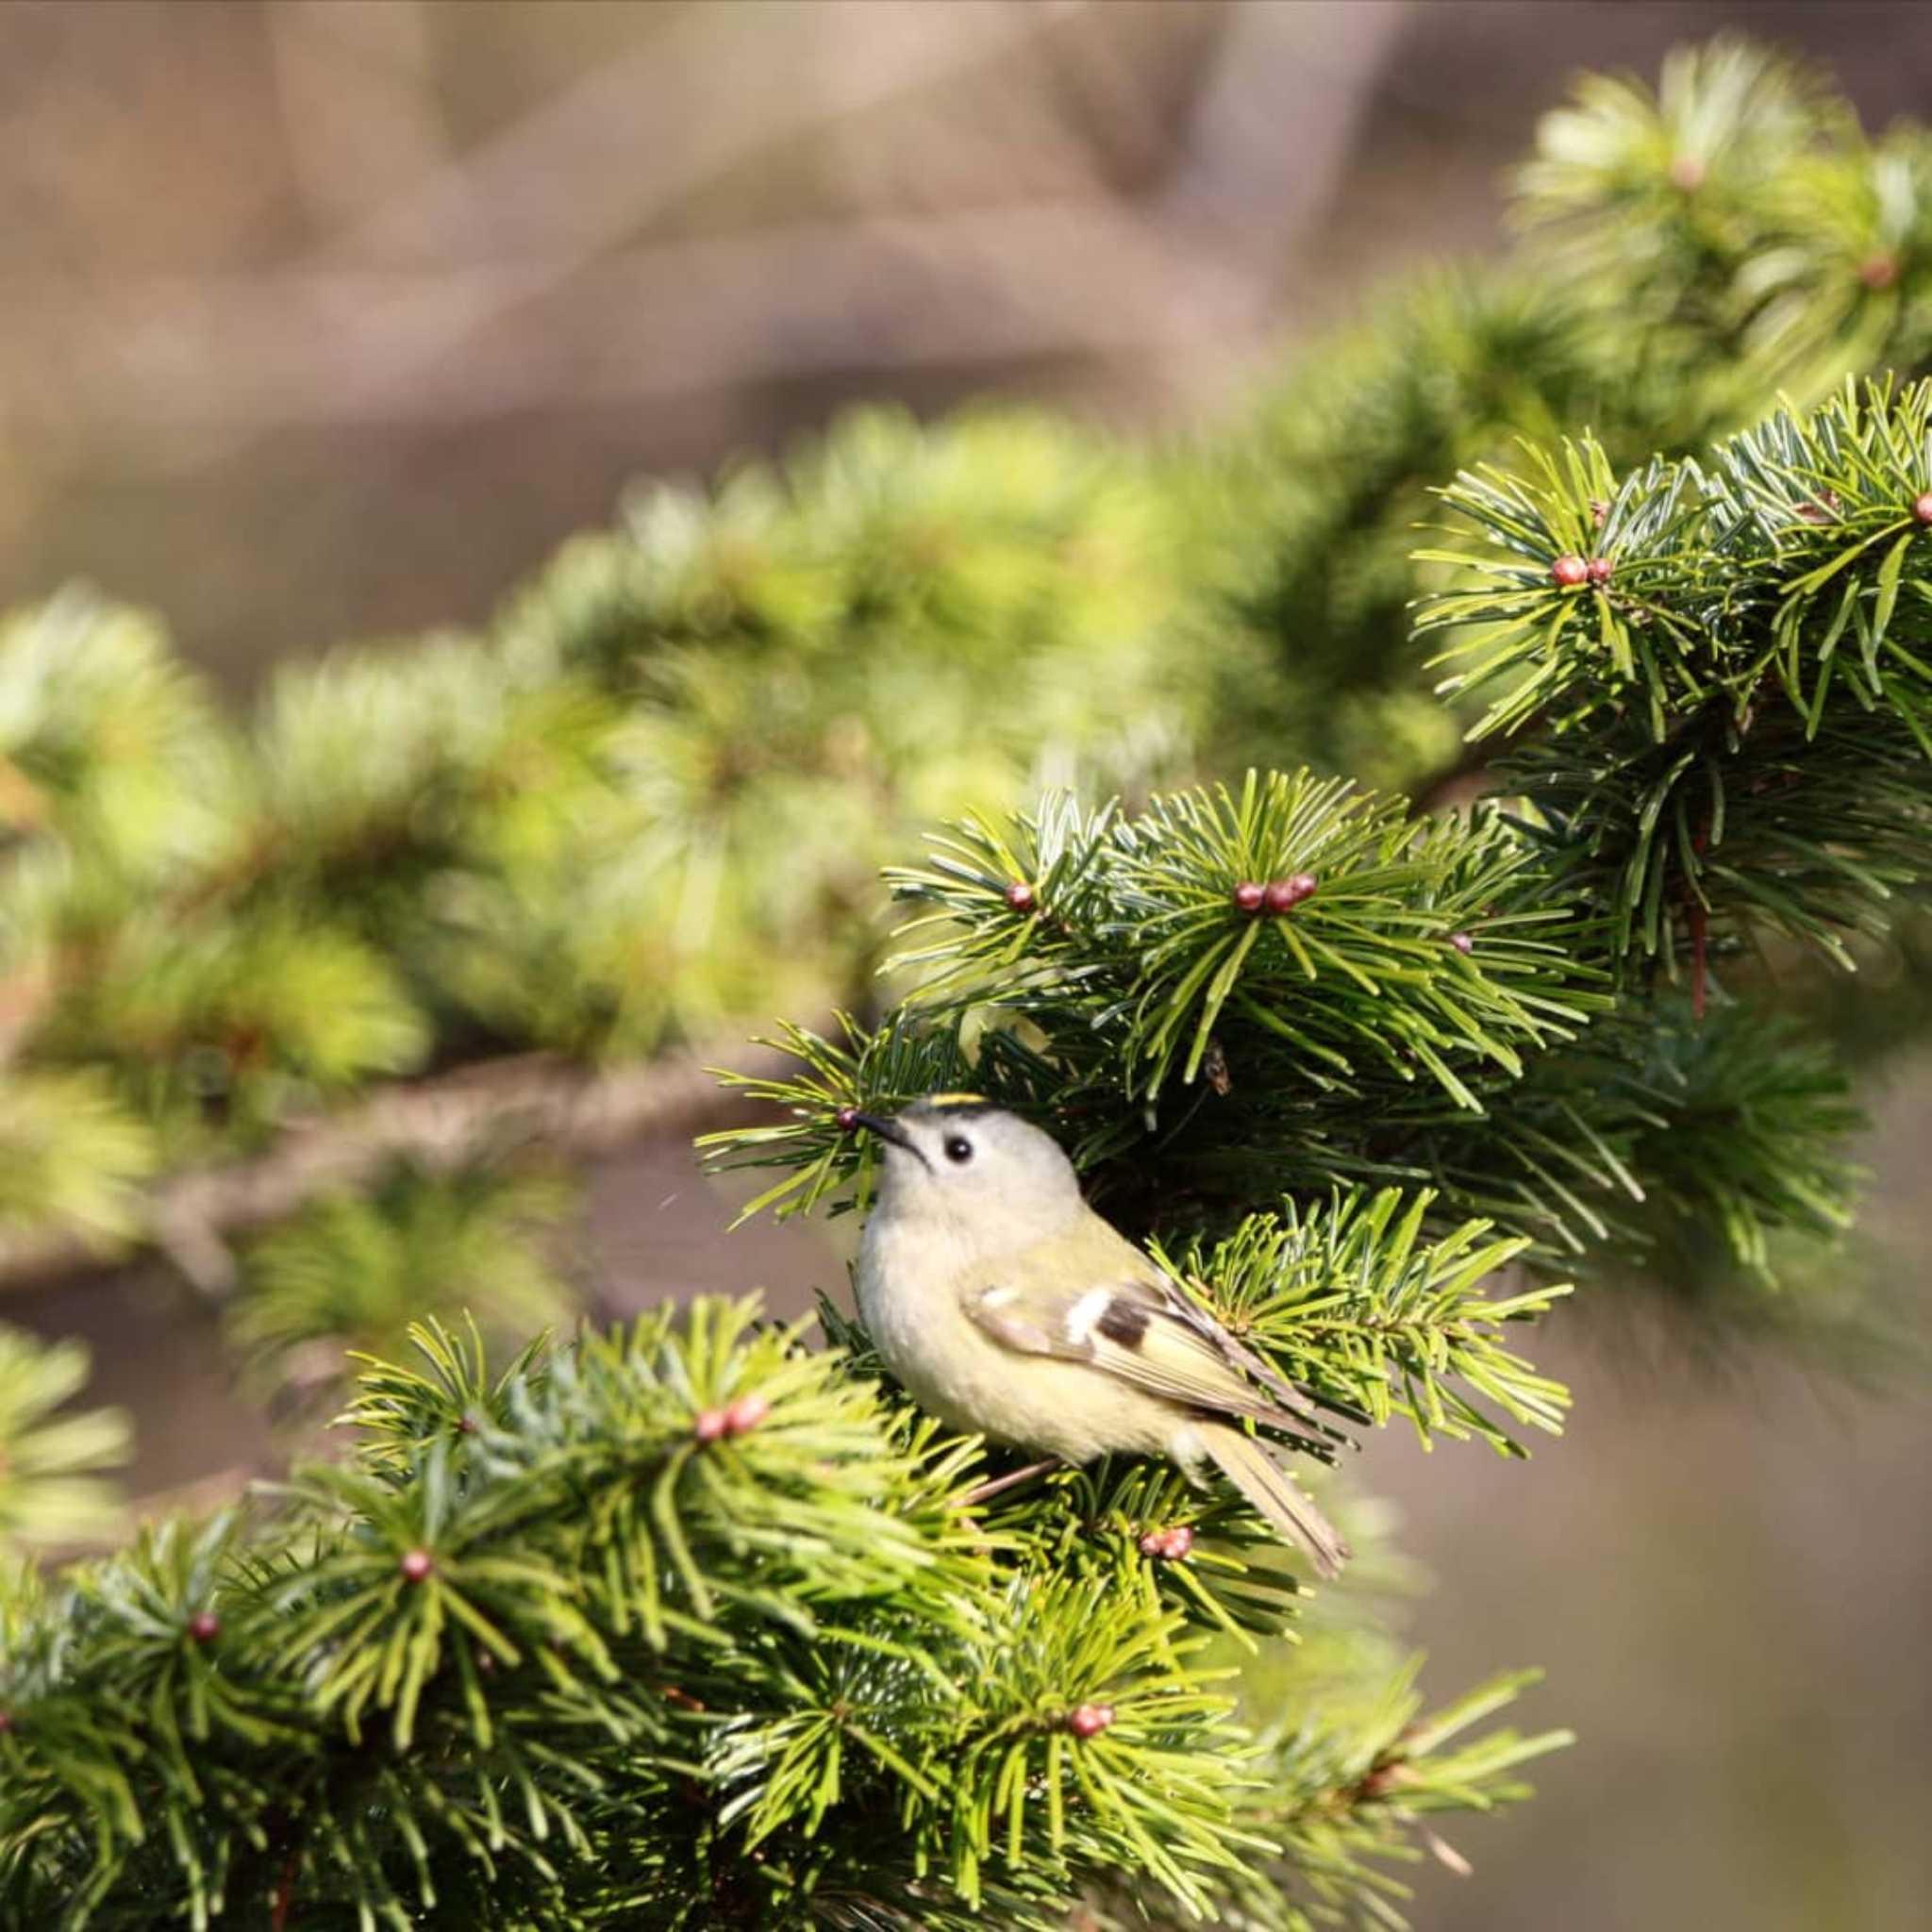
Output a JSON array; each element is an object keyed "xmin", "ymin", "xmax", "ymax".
[{"xmin": 850, "ymin": 1094, "xmax": 1349, "ymax": 1575}]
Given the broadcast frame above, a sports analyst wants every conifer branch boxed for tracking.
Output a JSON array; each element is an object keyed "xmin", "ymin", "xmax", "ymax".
[
  {"xmin": 0, "ymin": 1307, "xmax": 1557, "ymax": 1928},
  {"xmin": 0, "ymin": 1040, "xmax": 798, "ymax": 1298}
]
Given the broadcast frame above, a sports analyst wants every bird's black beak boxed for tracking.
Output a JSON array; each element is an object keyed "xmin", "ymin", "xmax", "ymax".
[{"xmin": 850, "ymin": 1111, "xmax": 924, "ymax": 1162}]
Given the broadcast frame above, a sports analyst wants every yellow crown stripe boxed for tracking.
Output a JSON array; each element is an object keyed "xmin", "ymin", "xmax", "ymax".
[{"xmin": 924, "ymin": 1091, "xmax": 990, "ymax": 1108}]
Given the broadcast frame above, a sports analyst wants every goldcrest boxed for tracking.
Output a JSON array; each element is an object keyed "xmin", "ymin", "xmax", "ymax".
[{"xmin": 852, "ymin": 1095, "xmax": 1347, "ymax": 1575}]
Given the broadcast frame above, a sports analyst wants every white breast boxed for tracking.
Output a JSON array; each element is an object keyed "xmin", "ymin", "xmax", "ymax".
[{"xmin": 854, "ymin": 1213, "xmax": 986, "ymax": 1430}]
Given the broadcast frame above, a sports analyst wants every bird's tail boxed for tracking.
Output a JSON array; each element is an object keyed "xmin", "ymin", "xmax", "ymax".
[{"xmin": 1198, "ymin": 1424, "xmax": 1349, "ymax": 1578}]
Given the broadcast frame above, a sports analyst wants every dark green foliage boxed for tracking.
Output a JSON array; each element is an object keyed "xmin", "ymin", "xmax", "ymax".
[
  {"xmin": 889, "ymin": 774, "xmax": 1597, "ymax": 1106},
  {"xmin": 0, "ymin": 1308, "xmax": 1561, "ymax": 1929},
  {"xmin": 1424, "ymin": 381, "xmax": 1932, "ymax": 986},
  {"xmin": 1145, "ymin": 1193, "xmax": 1568, "ymax": 1458}
]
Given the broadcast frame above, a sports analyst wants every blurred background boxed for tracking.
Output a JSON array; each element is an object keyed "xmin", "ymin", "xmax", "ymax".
[
  {"xmin": 5, "ymin": 4, "xmax": 1932, "ymax": 1926},
  {"xmin": 12, "ymin": 0, "xmax": 1932, "ymax": 685}
]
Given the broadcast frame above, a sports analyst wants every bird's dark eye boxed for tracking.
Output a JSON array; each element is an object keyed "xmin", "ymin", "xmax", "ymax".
[{"xmin": 943, "ymin": 1135, "xmax": 974, "ymax": 1164}]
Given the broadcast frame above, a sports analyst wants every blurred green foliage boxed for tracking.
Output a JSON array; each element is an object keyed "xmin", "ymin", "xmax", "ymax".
[
  {"xmin": 0, "ymin": 1330, "xmax": 126, "ymax": 1556},
  {"xmin": 227, "ymin": 1161, "xmax": 577, "ymax": 1399}
]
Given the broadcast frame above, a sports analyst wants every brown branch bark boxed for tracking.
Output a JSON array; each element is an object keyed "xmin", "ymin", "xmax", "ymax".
[{"xmin": 0, "ymin": 1038, "xmax": 800, "ymax": 1298}]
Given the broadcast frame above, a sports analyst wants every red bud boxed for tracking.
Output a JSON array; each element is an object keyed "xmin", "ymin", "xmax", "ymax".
[
  {"xmin": 1264, "ymin": 873, "xmax": 1318, "ymax": 914},
  {"xmin": 1067, "ymin": 1703, "xmax": 1115, "ymax": 1738},
  {"xmin": 723, "ymin": 1392, "xmax": 770, "ymax": 1437}
]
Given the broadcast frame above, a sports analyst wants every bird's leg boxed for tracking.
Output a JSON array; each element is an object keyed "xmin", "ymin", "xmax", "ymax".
[{"xmin": 957, "ymin": 1457, "xmax": 1061, "ymax": 1507}]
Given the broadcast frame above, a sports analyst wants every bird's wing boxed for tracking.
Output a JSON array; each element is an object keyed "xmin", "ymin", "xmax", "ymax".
[{"xmin": 962, "ymin": 1220, "xmax": 1340, "ymax": 1447}]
